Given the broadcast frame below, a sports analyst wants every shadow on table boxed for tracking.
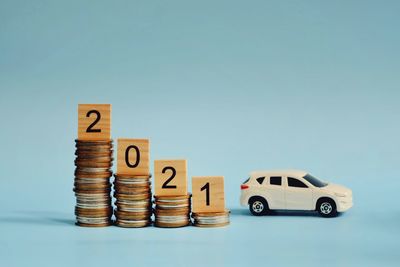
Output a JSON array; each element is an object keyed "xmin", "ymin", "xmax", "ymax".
[
  {"xmin": 230, "ymin": 208, "xmax": 337, "ymax": 217},
  {"xmin": 0, "ymin": 210, "xmax": 75, "ymax": 226}
]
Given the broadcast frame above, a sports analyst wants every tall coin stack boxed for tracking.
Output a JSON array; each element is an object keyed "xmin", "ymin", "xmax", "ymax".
[
  {"xmin": 113, "ymin": 174, "xmax": 153, "ymax": 227},
  {"xmin": 154, "ymin": 194, "xmax": 191, "ymax": 228},
  {"xmin": 192, "ymin": 210, "xmax": 230, "ymax": 227},
  {"xmin": 74, "ymin": 139, "xmax": 114, "ymax": 227}
]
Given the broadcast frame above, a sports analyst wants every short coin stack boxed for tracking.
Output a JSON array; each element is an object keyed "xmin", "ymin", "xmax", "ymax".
[
  {"xmin": 113, "ymin": 174, "xmax": 153, "ymax": 227},
  {"xmin": 74, "ymin": 139, "xmax": 114, "ymax": 227},
  {"xmin": 154, "ymin": 194, "xmax": 191, "ymax": 228},
  {"xmin": 192, "ymin": 210, "xmax": 230, "ymax": 227}
]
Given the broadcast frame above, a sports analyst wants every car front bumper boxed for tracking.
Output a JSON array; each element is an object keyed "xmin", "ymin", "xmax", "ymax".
[{"xmin": 337, "ymin": 197, "xmax": 353, "ymax": 212}]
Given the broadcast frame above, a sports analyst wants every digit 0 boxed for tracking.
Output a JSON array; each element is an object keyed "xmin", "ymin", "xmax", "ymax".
[{"xmin": 125, "ymin": 145, "xmax": 140, "ymax": 168}]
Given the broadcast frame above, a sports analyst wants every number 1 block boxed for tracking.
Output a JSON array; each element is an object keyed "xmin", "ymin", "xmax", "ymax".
[
  {"xmin": 154, "ymin": 160, "xmax": 187, "ymax": 196},
  {"xmin": 192, "ymin": 176, "xmax": 225, "ymax": 213},
  {"xmin": 78, "ymin": 104, "xmax": 111, "ymax": 140},
  {"xmin": 117, "ymin": 139, "xmax": 150, "ymax": 176}
]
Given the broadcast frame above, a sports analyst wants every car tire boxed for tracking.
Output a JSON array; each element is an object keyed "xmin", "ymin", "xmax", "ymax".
[
  {"xmin": 249, "ymin": 197, "xmax": 269, "ymax": 216},
  {"xmin": 317, "ymin": 198, "xmax": 338, "ymax": 218}
]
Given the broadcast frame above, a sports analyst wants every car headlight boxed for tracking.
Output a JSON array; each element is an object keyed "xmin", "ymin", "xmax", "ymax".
[{"xmin": 335, "ymin": 192, "xmax": 347, "ymax": 197}]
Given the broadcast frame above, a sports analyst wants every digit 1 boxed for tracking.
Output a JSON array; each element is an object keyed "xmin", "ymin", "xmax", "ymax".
[
  {"xmin": 201, "ymin": 182, "xmax": 210, "ymax": 206},
  {"xmin": 125, "ymin": 145, "xmax": 140, "ymax": 168}
]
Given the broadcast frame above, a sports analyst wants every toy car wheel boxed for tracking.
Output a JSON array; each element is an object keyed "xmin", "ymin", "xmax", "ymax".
[
  {"xmin": 318, "ymin": 199, "xmax": 337, "ymax": 218},
  {"xmin": 249, "ymin": 197, "xmax": 269, "ymax": 216}
]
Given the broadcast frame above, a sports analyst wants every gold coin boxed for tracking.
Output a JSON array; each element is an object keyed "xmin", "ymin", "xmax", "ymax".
[
  {"xmin": 114, "ymin": 174, "xmax": 152, "ymax": 179},
  {"xmin": 193, "ymin": 222, "xmax": 230, "ymax": 228},
  {"xmin": 192, "ymin": 210, "xmax": 230, "ymax": 217},
  {"xmin": 115, "ymin": 220, "xmax": 151, "ymax": 228},
  {"xmin": 75, "ymin": 139, "xmax": 113, "ymax": 144},
  {"xmin": 114, "ymin": 192, "xmax": 151, "ymax": 200},
  {"xmin": 154, "ymin": 194, "xmax": 191, "ymax": 201},
  {"xmin": 155, "ymin": 208, "xmax": 190, "ymax": 216},
  {"xmin": 76, "ymin": 222, "xmax": 113, "ymax": 227},
  {"xmin": 75, "ymin": 160, "xmax": 112, "ymax": 166},
  {"xmin": 75, "ymin": 172, "xmax": 112, "ymax": 179}
]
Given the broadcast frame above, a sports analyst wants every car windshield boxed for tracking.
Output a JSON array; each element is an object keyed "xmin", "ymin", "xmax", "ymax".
[{"xmin": 303, "ymin": 174, "xmax": 328, "ymax": 188}]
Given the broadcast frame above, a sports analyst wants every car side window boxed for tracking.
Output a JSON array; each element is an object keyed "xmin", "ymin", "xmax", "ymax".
[
  {"xmin": 270, "ymin": 176, "xmax": 282, "ymax": 186},
  {"xmin": 288, "ymin": 177, "xmax": 308, "ymax": 188},
  {"xmin": 256, "ymin": 177, "xmax": 265, "ymax": 185}
]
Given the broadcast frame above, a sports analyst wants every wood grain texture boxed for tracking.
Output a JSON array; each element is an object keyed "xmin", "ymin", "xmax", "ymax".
[
  {"xmin": 192, "ymin": 176, "xmax": 225, "ymax": 213},
  {"xmin": 78, "ymin": 104, "xmax": 111, "ymax": 140},
  {"xmin": 154, "ymin": 159, "xmax": 187, "ymax": 196},
  {"xmin": 117, "ymin": 138, "xmax": 150, "ymax": 175}
]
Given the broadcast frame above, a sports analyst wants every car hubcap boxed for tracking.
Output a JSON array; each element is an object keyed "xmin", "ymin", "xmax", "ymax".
[
  {"xmin": 252, "ymin": 201, "xmax": 264, "ymax": 213},
  {"xmin": 320, "ymin": 202, "xmax": 332, "ymax": 214}
]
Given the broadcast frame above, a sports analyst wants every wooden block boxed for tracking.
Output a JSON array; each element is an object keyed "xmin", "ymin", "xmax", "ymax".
[
  {"xmin": 192, "ymin": 176, "xmax": 225, "ymax": 213},
  {"xmin": 117, "ymin": 139, "xmax": 150, "ymax": 176},
  {"xmin": 78, "ymin": 104, "xmax": 111, "ymax": 140},
  {"xmin": 154, "ymin": 160, "xmax": 187, "ymax": 196}
]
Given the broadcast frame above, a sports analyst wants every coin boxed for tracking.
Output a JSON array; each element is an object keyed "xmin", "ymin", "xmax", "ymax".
[
  {"xmin": 115, "ymin": 219, "xmax": 151, "ymax": 228},
  {"xmin": 114, "ymin": 192, "xmax": 151, "ymax": 200},
  {"xmin": 75, "ymin": 172, "xmax": 113, "ymax": 179},
  {"xmin": 76, "ymin": 222, "xmax": 113, "ymax": 227},
  {"xmin": 153, "ymin": 194, "xmax": 192, "ymax": 228},
  {"xmin": 75, "ymin": 154, "xmax": 113, "ymax": 159},
  {"xmin": 113, "ymin": 174, "xmax": 153, "ymax": 228},
  {"xmin": 114, "ymin": 174, "xmax": 152, "ymax": 179},
  {"xmin": 115, "ymin": 209, "xmax": 152, "ymax": 219},
  {"xmin": 75, "ymin": 161, "xmax": 113, "ymax": 168},
  {"xmin": 75, "ymin": 139, "xmax": 112, "ymax": 145},
  {"xmin": 192, "ymin": 210, "xmax": 230, "ymax": 227},
  {"xmin": 74, "ymin": 139, "xmax": 113, "ymax": 227}
]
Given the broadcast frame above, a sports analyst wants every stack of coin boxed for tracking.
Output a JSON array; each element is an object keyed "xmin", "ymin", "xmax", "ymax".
[
  {"xmin": 192, "ymin": 210, "xmax": 230, "ymax": 227},
  {"xmin": 154, "ymin": 194, "xmax": 191, "ymax": 228},
  {"xmin": 113, "ymin": 174, "xmax": 152, "ymax": 227},
  {"xmin": 73, "ymin": 139, "xmax": 114, "ymax": 227}
]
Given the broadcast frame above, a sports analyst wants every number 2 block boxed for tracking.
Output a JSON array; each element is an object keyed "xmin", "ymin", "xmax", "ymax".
[
  {"xmin": 154, "ymin": 160, "xmax": 187, "ymax": 196},
  {"xmin": 78, "ymin": 104, "xmax": 111, "ymax": 140},
  {"xmin": 192, "ymin": 176, "xmax": 225, "ymax": 213},
  {"xmin": 117, "ymin": 139, "xmax": 150, "ymax": 176}
]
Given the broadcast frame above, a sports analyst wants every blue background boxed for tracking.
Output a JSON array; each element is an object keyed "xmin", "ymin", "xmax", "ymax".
[{"xmin": 1, "ymin": 1, "xmax": 399, "ymax": 266}]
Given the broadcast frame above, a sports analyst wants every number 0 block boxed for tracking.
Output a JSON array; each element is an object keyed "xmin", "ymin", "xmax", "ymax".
[
  {"xmin": 154, "ymin": 160, "xmax": 187, "ymax": 196},
  {"xmin": 117, "ymin": 139, "xmax": 150, "ymax": 176},
  {"xmin": 78, "ymin": 104, "xmax": 111, "ymax": 140},
  {"xmin": 192, "ymin": 176, "xmax": 225, "ymax": 213}
]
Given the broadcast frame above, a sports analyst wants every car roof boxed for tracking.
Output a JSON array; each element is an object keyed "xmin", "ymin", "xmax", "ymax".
[{"xmin": 250, "ymin": 169, "xmax": 308, "ymax": 178}]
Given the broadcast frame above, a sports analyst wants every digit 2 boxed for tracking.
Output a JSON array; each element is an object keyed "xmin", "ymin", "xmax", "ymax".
[
  {"xmin": 161, "ymin": 166, "xmax": 177, "ymax": 189},
  {"xmin": 86, "ymin": 110, "xmax": 101, "ymax": 132},
  {"xmin": 125, "ymin": 145, "xmax": 140, "ymax": 168},
  {"xmin": 201, "ymin": 182, "xmax": 210, "ymax": 206}
]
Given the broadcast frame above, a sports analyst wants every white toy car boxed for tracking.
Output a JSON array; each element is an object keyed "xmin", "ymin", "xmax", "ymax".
[{"xmin": 240, "ymin": 170, "xmax": 353, "ymax": 217}]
